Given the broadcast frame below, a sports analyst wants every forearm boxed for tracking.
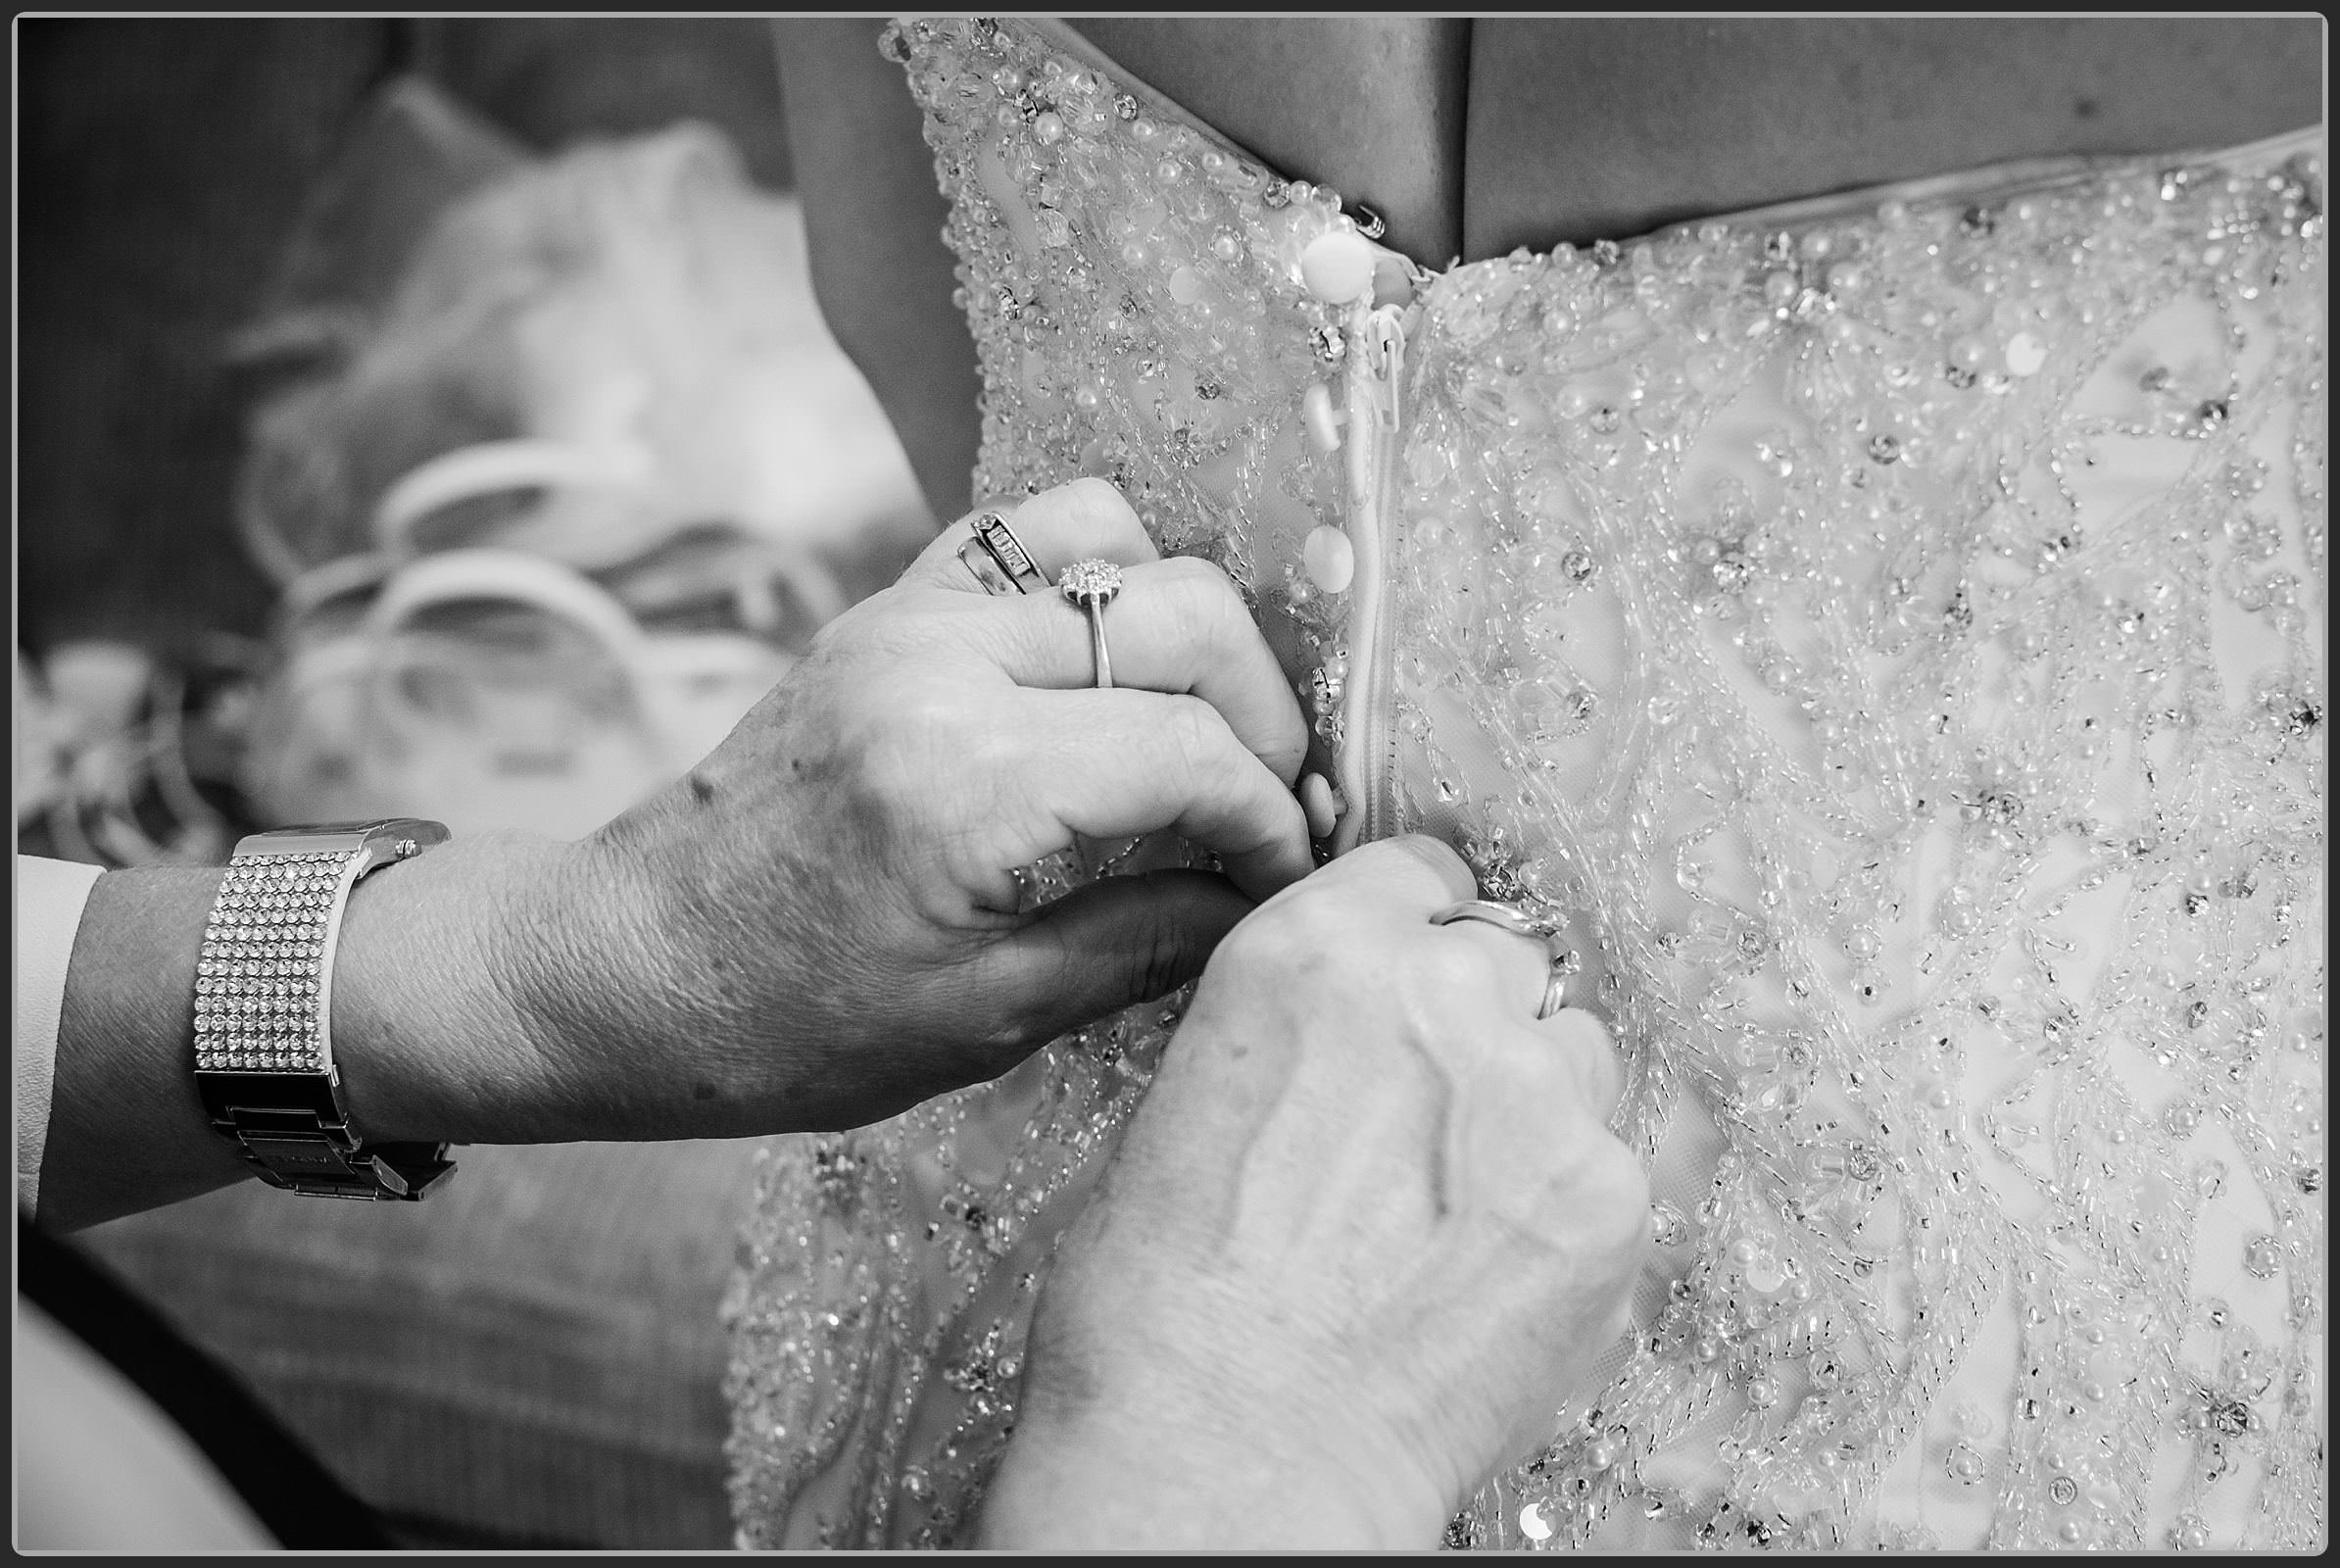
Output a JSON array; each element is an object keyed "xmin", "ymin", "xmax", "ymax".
[
  {"xmin": 36, "ymin": 831, "xmax": 587, "ymax": 1232},
  {"xmin": 977, "ymin": 1444, "xmax": 1396, "ymax": 1551},
  {"xmin": 977, "ymin": 1204, "xmax": 1446, "ymax": 1551},
  {"xmin": 31, "ymin": 472, "xmax": 1321, "ymax": 1228}
]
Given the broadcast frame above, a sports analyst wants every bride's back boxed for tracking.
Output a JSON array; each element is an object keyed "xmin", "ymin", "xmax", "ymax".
[
  {"xmin": 744, "ymin": 17, "xmax": 2326, "ymax": 1550},
  {"xmin": 1072, "ymin": 17, "xmax": 2320, "ymax": 262},
  {"xmin": 777, "ymin": 17, "xmax": 2321, "ymax": 516}
]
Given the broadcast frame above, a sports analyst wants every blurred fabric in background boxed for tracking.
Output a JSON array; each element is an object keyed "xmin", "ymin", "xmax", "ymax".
[
  {"xmin": 19, "ymin": 17, "xmax": 808, "ymax": 660},
  {"xmin": 20, "ymin": 16, "xmax": 929, "ymax": 860},
  {"xmin": 17, "ymin": 17, "xmax": 921, "ymax": 1549},
  {"xmin": 222, "ymin": 77, "xmax": 927, "ymax": 840}
]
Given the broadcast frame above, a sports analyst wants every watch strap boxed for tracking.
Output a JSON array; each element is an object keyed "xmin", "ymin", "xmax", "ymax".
[{"xmin": 193, "ymin": 818, "xmax": 457, "ymax": 1200}]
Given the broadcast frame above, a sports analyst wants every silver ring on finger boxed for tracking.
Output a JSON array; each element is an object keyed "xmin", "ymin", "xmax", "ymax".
[
  {"xmin": 1538, "ymin": 965, "xmax": 1570, "ymax": 1020},
  {"xmin": 1058, "ymin": 559, "xmax": 1124, "ymax": 689},
  {"xmin": 1429, "ymin": 898, "xmax": 1541, "ymax": 941},
  {"xmin": 956, "ymin": 536, "xmax": 1022, "ymax": 596},
  {"xmin": 1536, "ymin": 944, "xmax": 1584, "ymax": 1020},
  {"xmin": 969, "ymin": 508, "xmax": 1050, "ymax": 595},
  {"xmin": 1429, "ymin": 898, "xmax": 1573, "ymax": 1018}
]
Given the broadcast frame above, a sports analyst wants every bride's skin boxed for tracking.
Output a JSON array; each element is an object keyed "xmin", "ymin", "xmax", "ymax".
[
  {"xmin": 1075, "ymin": 17, "xmax": 2322, "ymax": 263},
  {"xmin": 775, "ymin": 15, "xmax": 2322, "ymax": 519}
]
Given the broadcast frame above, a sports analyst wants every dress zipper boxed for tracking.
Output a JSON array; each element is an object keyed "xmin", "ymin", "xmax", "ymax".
[{"xmin": 1330, "ymin": 300, "xmax": 1412, "ymax": 856}]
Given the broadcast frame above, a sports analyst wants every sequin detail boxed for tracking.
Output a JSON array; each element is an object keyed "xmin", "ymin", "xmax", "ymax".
[{"xmin": 729, "ymin": 16, "xmax": 2325, "ymax": 1552}]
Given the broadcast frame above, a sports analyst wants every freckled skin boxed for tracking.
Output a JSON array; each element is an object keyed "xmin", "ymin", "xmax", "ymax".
[
  {"xmin": 981, "ymin": 838, "xmax": 1651, "ymax": 1549},
  {"xmin": 477, "ymin": 481, "xmax": 1309, "ymax": 1146},
  {"xmin": 30, "ymin": 479, "xmax": 1325, "ymax": 1231}
]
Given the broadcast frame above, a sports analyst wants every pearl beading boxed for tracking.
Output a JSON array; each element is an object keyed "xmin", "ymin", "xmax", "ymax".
[{"xmin": 726, "ymin": 16, "xmax": 2325, "ymax": 1552}]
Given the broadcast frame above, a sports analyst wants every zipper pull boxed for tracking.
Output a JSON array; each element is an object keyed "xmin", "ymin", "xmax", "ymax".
[{"xmin": 1363, "ymin": 305, "xmax": 1407, "ymax": 429}]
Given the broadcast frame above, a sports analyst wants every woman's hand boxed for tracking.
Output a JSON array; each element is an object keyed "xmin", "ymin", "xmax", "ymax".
[
  {"xmin": 980, "ymin": 835, "xmax": 1652, "ymax": 1549},
  {"xmin": 337, "ymin": 477, "xmax": 1313, "ymax": 1145}
]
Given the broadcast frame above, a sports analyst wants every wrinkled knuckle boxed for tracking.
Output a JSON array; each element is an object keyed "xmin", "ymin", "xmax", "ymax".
[
  {"xmin": 1493, "ymin": 1032, "xmax": 1572, "ymax": 1099},
  {"xmin": 1218, "ymin": 899, "xmax": 1321, "ymax": 985},
  {"xmin": 826, "ymin": 587, "xmax": 931, "ymax": 655},
  {"xmin": 1152, "ymin": 555, "xmax": 1244, "ymax": 637},
  {"xmin": 1126, "ymin": 906, "xmax": 1207, "ymax": 1004},
  {"xmin": 958, "ymin": 701, "xmax": 1023, "ymax": 778},
  {"xmin": 807, "ymin": 596, "xmax": 881, "ymax": 657},
  {"xmin": 1152, "ymin": 551, "xmax": 1233, "ymax": 596},
  {"xmin": 858, "ymin": 686, "xmax": 969, "ymax": 803},
  {"xmin": 1379, "ymin": 832, "xmax": 1474, "ymax": 894},
  {"xmin": 882, "ymin": 683, "xmax": 966, "ymax": 753},
  {"xmin": 1404, "ymin": 938, "xmax": 1503, "ymax": 1010},
  {"xmin": 1157, "ymin": 692, "xmax": 1231, "ymax": 780},
  {"xmin": 857, "ymin": 730, "xmax": 929, "ymax": 816},
  {"xmin": 1060, "ymin": 473, "xmax": 1134, "ymax": 520}
]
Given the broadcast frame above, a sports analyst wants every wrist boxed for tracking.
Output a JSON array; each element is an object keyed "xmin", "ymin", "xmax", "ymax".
[
  {"xmin": 45, "ymin": 863, "xmax": 254, "ymax": 1228},
  {"xmin": 526, "ymin": 790, "xmax": 836, "ymax": 1140},
  {"xmin": 512, "ymin": 812, "xmax": 787, "ymax": 1139},
  {"xmin": 328, "ymin": 828, "xmax": 605, "ymax": 1145},
  {"xmin": 979, "ymin": 1361, "xmax": 1448, "ymax": 1549}
]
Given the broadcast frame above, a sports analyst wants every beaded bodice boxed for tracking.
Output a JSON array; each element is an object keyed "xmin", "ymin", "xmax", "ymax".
[{"xmin": 726, "ymin": 16, "xmax": 2326, "ymax": 1551}]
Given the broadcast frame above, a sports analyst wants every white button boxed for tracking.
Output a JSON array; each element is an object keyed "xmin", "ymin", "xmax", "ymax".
[
  {"xmin": 1303, "ymin": 523, "xmax": 1355, "ymax": 594},
  {"xmin": 1299, "ymin": 229, "xmax": 1378, "ymax": 305},
  {"xmin": 1301, "ymin": 381, "xmax": 1345, "ymax": 452}
]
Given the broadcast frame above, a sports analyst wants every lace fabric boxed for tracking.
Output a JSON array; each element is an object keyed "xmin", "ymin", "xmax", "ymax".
[{"xmin": 726, "ymin": 16, "xmax": 2326, "ymax": 1550}]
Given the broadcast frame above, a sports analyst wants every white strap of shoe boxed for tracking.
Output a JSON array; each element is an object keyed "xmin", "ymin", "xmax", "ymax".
[{"xmin": 368, "ymin": 437, "xmax": 656, "ymax": 562}]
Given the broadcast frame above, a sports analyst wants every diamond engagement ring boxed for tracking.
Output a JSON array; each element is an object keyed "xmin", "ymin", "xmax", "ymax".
[
  {"xmin": 1429, "ymin": 898, "xmax": 1577, "ymax": 1018},
  {"xmin": 1058, "ymin": 559, "xmax": 1124, "ymax": 688}
]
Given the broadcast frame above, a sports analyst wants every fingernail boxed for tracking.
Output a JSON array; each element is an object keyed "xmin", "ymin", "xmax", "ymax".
[{"xmin": 1298, "ymin": 772, "xmax": 1342, "ymax": 839}]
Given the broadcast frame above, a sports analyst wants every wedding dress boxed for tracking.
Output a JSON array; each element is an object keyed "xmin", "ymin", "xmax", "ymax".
[{"xmin": 727, "ymin": 16, "xmax": 2325, "ymax": 1550}]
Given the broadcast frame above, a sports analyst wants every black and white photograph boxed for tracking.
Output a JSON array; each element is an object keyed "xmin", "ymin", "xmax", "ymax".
[{"xmin": 15, "ymin": 13, "xmax": 2326, "ymax": 1553}]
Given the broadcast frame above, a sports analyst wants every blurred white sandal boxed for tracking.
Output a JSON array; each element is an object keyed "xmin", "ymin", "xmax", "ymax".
[{"xmin": 239, "ymin": 541, "xmax": 795, "ymax": 840}]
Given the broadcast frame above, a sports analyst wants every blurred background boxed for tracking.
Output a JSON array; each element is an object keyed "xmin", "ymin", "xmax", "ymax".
[{"xmin": 17, "ymin": 17, "xmax": 929, "ymax": 1550}]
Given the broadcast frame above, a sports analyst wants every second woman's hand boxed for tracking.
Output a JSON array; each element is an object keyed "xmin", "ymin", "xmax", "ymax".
[{"xmin": 978, "ymin": 835, "xmax": 1653, "ymax": 1549}]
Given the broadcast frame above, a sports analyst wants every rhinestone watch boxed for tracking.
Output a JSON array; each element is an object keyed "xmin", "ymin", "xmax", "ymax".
[{"xmin": 192, "ymin": 818, "xmax": 457, "ymax": 1200}]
